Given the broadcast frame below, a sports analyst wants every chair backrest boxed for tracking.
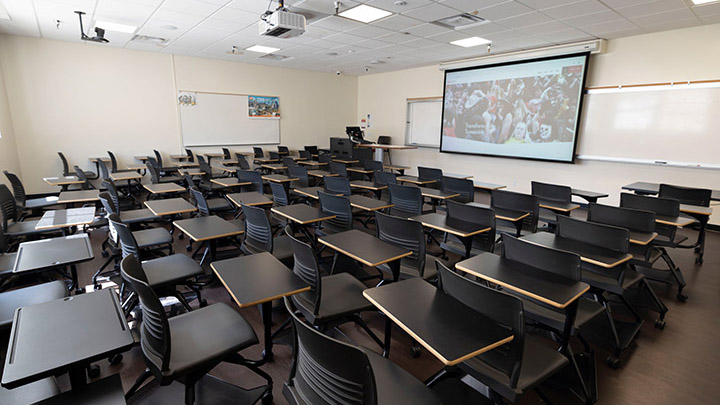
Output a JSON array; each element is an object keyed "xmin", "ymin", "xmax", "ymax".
[
  {"xmin": 253, "ymin": 147, "xmax": 264, "ymax": 158},
  {"xmin": 146, "ymin": 161, "xmax": 161, "ymax": 184},
  {"xmin": 375, "ymin": 211, "xmax": 426, "ymax": 274},
  {"xmin": 108, "ymin": 213, "xmax": 140, "ymax": 259},
  {"xmin": 107, "ymin": 151, "xmax": 120, "ymax": 173},
  {"xmin": 324, "ymin": 176, "xmax": 351, "ymax": 196},
  {"xmin": 442, "ymin": 177, "xmax": 474, "ymax": 203},
  {"xmin": 269, "ymin": 151, "xmax": 281, "ymax": 160},
  {"xmin": 57, "ymin": 152, "xmax": 70, "ymax": 176},
  {"xmin": 304, "ymin": 145, "xmax": 318, "ymax": 155},
  {"xmin": 298, "ymin": 150, "xmax": 311, "ymax": 160},
  {"xmin": 182, "ymin": 173, "xmax": 195, "ymax": 189},
  {"xmin": 120, "ymin": 255, "xmax": 171, "ymax": 373},
  {"xmin": 241, "ymin": 204, "xmax": 273, "ymax": 253},
  {"xmin": 619, "ymin": 193, "xmax": 679, "ymax": 217},
  {"xmin": 318, "ymin": 154, "xmax": 332, "ymax": 164},
  {"xmin": 0, "ymin": 225, "xmax": 9, "ymax": 253},
  {"xmin": 353, "ymin": 147, "xmax": 372, "ymax": 164},
  {"xmin": 491, "ymin": 189, "xmax": 539, "ymax": 233},
  {"xmin": 285, "ymin": 298, "xmax": 376, "ymax": 404},
  {"xmin": 436, "ymin": 261, "xmax": 524, "ymax": 389},
  {"xmin": 222, "ymin": 148, "xmax": 231, "ymax": 160},
  {"xmin": 388, "ymin": 183, "xmax": 423, "ymax": 216},
  {"xmin": 278, "ymin": 145, "xmax": 289, "ymax": 155},
  {"xmin": 531, "ymin": 181, "xmax": 571, "ymax": 202},
  {"xmin": 418, "ymin": 167, "xmax": 443, "ymax": 184},
  {"xmin": 0, "ymin": 184, "xmax": 19, "ymax": 226},
  {"xmin": 329, "ymin": 161, "xmax": 347, "ymax": 177},
  {"xmin": 287, "ymin": 165, "xmax": 309, "ymax": 188},
  {"xmin": 373, "ymin": 171, "xmax": 397, "ymax": 187},
  {"xmin": 185, "ymin": 148, "xmax": 194, "ymax": 162},
  {"xmin": 189, "ymin": 187, "xmax": 210, "ymax": 216},
  {"xmin": 659, "ymin": 183, "xmax": 712, "ymax": 207},
  {"xmin": 363, "ymin": 160, "xmax": 383, "ymax": 172},
  {"xmin": 101, "ymin": 179, "xmax": 122, "ymax": 214},
  {"xmin": 285, "ymin": 228, "xmax": 321, "ymax": 313},
  {"xmin": 73, "ymin": 166, "xmax": 90, "ymax": 190},
  {"xmin": 236, "ymin": 170, "xmax": 263, "ymax": 192},
  {"xmin": 153, "ymin": 150, "xmax": 164, "ymax": 168},
  {"xmin": 376, "ymin": 135, "xmax": 391, "ymax": 145},
  {"xmin": 3, "ymin": 171, "xmax": 26, "ymax": 207},
  {"xmin": 282, "ymin": 156, "xmax": 296, "ymax": 167},
  {"xmin": 234, "ymin": 154, "xmax": 251, "ymax": 170},
  {"xmin": 269, "ymin": 182, "xmax": 290, "ymax": 206},
  {"xmin": 557, "ymin": 215, "xmax": 628, "ymax": 253},
  {"xmin": 446, "ymin": 200, "xmax": 495, "ymax": 252},
  {"xmin": 587, "ymin": 203, "xmax": 655, "ymax": 233},
  {"xmin": 502, "ymin": 234, "xmax": 581, "ymax": 281},
  {"xmin": 98, "ymin": 191, "xmax": 118, "ymax": 217},
  {"xmin": 318, "ymin": 191, "xmax": 353, "ymax": 232},
  {"xmin": 98, "ymin": 159, "xmax": 110, "ymax": 180},
  {"xmin": 196, "ymin": 156, "xmax": 212, "ymax": 178}
]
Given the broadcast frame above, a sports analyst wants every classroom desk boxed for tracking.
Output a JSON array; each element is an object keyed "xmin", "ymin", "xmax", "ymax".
[
  {"xmin": 134, "ymin": 155, "xmax": 150, "ymax": 162},
  {"xmin": 411, "ymin": 213, "xmax": 491, "ymax": 258},
  {"xmin": 12, "ymin": 234, "xmax": 93, "ymax": 292},
  {"xmin": 143, "ymin": 183, "xmax": 185, "ymax": 196},
  {"xmin": 418, "ymin": 187, "xmax": 459, "ymax": 212},
  {"xmin": 57, "ymin": 190, "xmax": 99, "ymax": 204},
  {"xmin": 538, "ymin": 199, "xmax": 581, "ymax": 213},
  {"xmin": 262, "ymin": 174, "xmax": 298, "ymax": 184},
  {"xmin": 356, "ymin": 143, "xmax": 417, "ymax": 162},
  {"xmin": 144, "ymin": 198, "xmax": 197, "ymax": 216},
  {"xmin": 210, "ymin": 178, "xmax": 251, "ymax": 188},
  {"xmin": 35, "ymin": 207, "xmax": 96, "ymax": 233},
  {"xmin": 170, "ymin": 154, "xmax": 189, "ymax": 160},
  {"xmin": 212, "ymin": 252, "xmax": 310, "ymax": 365},
  {"xmin": 1, "ymin": 288, "xmax": 133, "ymax": 390},
  {"xmin": 109, "ymin": 171, "xmax": 142, "ymax": 181},
  {"xmin": 44, "ymin": 176, "xmax": 84, "ymax": 190},
  {"xmin": 523, "ymin": 231, "xmax": 632, "ymax": 269},
  {"xmin": 173, "ymin": 215, "xmax": 244, "ymax": 263},
  {"xmin": 318, "ymin": 229, "xmax": 412, "ymax": 282},
  {"xmin": 203, "ymin": 152, "xmax": 225, "ymax": 165},
  {"xmin": 444, "ymin": 173, "xmax": 473, "ymax": 180},
  {"xmin": 629, "ymin": 231, "xmax": 658, "ymax": 245},
  {"xmin": 350, "ymin": 180, "xmax": 386, "ymax": 199},
  {"xmin": 349, "ymin": 195, "xmax": 394, "ymax": 212},
  {"xmin": 271, "ymin": 204, "xmax": 336, "ymax": 226},
  {"xmin": 467, "ymin": 202, "xmax": 530, "ymax": 237},
  {"xmin": 260, "ymin": 164, "xmax": 287, "ymax": 172},
  {"xmin": 178, "ymin": 168, "xmax": 205, "ymax": 176},
  {"xmin": 173, "ymin": 161, "xmax": 200, "ymax": 168},
  {"xmin": 308, "ymin": 170, "xmax": 337, "ymax": 179},
  {"xmin": 655, "ymin": 213, "xmax": 697, "ymax": 227},
  {"xmin": 219, "ymin": 159, "xmax": 238, "ymax": 165},
  {"xmin": 253, "ymin": 158, "xmax": 279, "ymax": 164},
  {"xmin": 623, "ymin": 181, "xmax": 720, "ymax": 201},
  {"xmin": 384, "ymin": 165, "xmax": 409, "ymax": 174},
  {"xmin": 346, "ymin": 167, "xmax": 373, "ymax": 175},
  {"xmin": 88, "ymin": 157, "xmax": 109, "ymax": 179},
  {"xmin": 363, "ymin": 278, "xmax": 513, "ymax": 361},
  {"xmin": 571, "ymin": 188, "xmax": 609, "ymax": 204},
  {"xmin": 297, "ymin": 160, "xmax": 327, "ymax": 167},
  {"xmin": 126, "ymin": 164, "xmax": 147, "ymax": 173},
  {"xmin": 472, "ymin": 181, "xmax": 507, "ymax": 191},
  {"xmin": 397, "ymin": 175, "xmax": 437, "ymax": 186},
  {"xmin": 291, "ymin": 187, "xmax": 331, "ymax": 200},
  {"xmin": 332, "ymin": 159, "xmax": 359, "ymax": 164},
  {"xmin": 226, "ymin": 192, "xmax": 273, "ymax": 207}
]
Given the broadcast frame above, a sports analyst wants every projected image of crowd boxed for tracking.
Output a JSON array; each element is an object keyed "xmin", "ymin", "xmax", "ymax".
[{"xmin": 443, "ymin": 68, "xmax": 583, "ymax": 144}]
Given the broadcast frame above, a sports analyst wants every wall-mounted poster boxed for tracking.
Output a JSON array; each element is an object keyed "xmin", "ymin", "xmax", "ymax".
[{"xmin": 248, "ymin": 95, "xmax": 280, "ymax": 118}]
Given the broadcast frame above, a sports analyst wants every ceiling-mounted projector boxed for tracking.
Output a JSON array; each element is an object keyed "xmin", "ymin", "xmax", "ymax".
[{"xmin": 259, "ymin": 9, "xmax": 306, "ymax": 38}]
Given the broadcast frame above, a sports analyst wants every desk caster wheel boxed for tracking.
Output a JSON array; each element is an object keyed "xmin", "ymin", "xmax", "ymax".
[
  {"xmin": 654, "ymin": 319, "xmax": 666, "ymax": 330},
  {"xmin": 199, "ymin": 299, "xmax": 208, "ymax": 307},
  {"xmin": 101, "ymin": 251, "xmax": 109, "ymax": 258},
  {"xmin": 186, "ymin": 245, "xmax": 192, "ymax": 252},
  {"xmin": 87, "ymin": 364, "xmax": 101, "ymax": 379},
  {"xmin": 109, "ymin": 354, "xmax": 123, "ymax": 365},
  {"xmin": 676, "ymin": 293, "xmax": 687, "ymax": 302},
  {"xmin": 178, "ymin": 234, "xmax": 184, "ymax": 240},
  {"xmin": 606, "ymin": 356, "xmax": 621, "ymax": 369},
  {"xmin": 411, "ymin": 344, "xmax": 421, "ymax": 358}
]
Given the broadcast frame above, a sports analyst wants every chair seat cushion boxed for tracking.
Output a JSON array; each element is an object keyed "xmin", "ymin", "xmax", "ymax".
[
  {"xmin": 207, "ymin": 198, "xmax": 233, "ymax": 212},
  {"xmin": 293, "ymin": 273, "xmax": 373, "ymax": 323},
  {"xmin": 142, "ymin": 254, "xmax": 203, "ymax": 287},
  {"xmin": 271, "ymin": 234, "xmax": 293, "ymax": 262},
  {"xmin": 167, "ymin": 303, "xmax": 258, "ymax": 376},
  {"xmin": 132, "ymin": 227, "xmax": 172, "ymax": 248},
  {"xmin": 462, "ymin": 335, "xmax": 569, "ymax": 398},
  {"xmin": 363, "ymin": 348, "xmax": 443, "ymax": 405},
  {"xmin": 6, "ymin": 220, "xmax": 59, "ymax": 237},
  {"xmin": 0, "ymin": 281, "xmax": 67, "ymax": 329},
  {"xmin": 119, "ymin": 209, "xmax": 160, "ymax": 224}
]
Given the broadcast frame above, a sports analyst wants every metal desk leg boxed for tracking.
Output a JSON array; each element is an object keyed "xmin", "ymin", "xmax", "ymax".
[
  {"xmin": 248, "ymin": 301, "xmax": 274, "ymax": 367},
  {"xmin": 373, "ymin": 148, "xmax": 384, "ymax": 163},
  {"xmin": 382, "ymin": 315, "xmax": 392, "ymax": 358},
  {"xmin": 388, "ymin": 259, "xmax": 401, "ymax": 283}
]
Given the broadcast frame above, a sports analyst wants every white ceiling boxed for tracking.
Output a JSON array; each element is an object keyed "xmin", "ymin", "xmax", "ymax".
[{"xmin": 0, "ymin": 0, "xmax": 718, "ymax": 76}]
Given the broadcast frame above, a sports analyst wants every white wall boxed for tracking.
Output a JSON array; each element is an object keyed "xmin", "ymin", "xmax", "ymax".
[
  {"xmin": 0, "ymin": 35, "xmax": 357, "ymax": 194},
  {"xmin": 357, "ymin": 24, "xmax": 720, "ymax": 224},
  {"xmin": 0, "ymin": 44, "xmax": 20, "ymax": 190}
]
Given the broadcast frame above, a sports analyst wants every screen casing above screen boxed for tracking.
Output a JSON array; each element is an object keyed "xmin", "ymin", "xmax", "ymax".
[{"xmin": 440, "ymin": 52, "xmax": 590, "ymax": 163}]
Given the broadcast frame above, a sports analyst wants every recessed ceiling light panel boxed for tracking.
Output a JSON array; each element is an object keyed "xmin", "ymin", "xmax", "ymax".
[
  {"xmin": 450, "ymin": 36, "xmax": 492, "ymax": 48},
  {"xmin": 95, "ymin": 20, "xmax": 137, "ymax": 34},
  {"xmin": 690, "ymin": 0, "xmax": 719, "ymax": 5},
  {"xmin": 339, "ymin": 5, "xmax": 392, "ymax": 23},
  {"xmin": 246, "ymin": 45, "xmax": 281, "ymax": 54},
  {"xmin": 433, "ymin": 13, "xmax": 486, "ymax": 29}
]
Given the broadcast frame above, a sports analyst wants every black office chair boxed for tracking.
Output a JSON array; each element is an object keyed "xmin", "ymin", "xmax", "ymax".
[
  {"xmin": 531, "ymin": 181, "xmax": 572, "ymax": 229},
  {"xmin": 316, "ymin": 191, "xmax": 353, "ymax": 237},
  {"xmin": 388, "ymin": 183, "xmax": 423, "ymax": 217},
  {"xmin": 375, "ymin": 211, "xmax": 444, "ymax": 281},
  {"xmin": 102, "ymin": 180, "xmax": 159, "ymax": 224},
  {"xmin": 0, "ymin": 229, "xmax": 16, "ymax": 277},
  {"xmin": 269, "ymin": 151, "xmax": 281, "ymax": 161},
  {"xmin": 196, "ymin": 155, "xmax": 225, "ymax": 179},
  {"xmin": 147, "ymin": 159, "xmax": 184, "ymax": 184},
  {"xmin": 58, "ymin": 152, "xmax": 97, "ymax": 179},
  {"xmin": 277, "ymin": 145, "xmax": 290, "ymax": 155},
  {"xmin": 298, "ymin": 150, "xmax": 311, "ymax": 160},
  {"xmin": 418, "ymin": 166, "xmax": 443, "ymax": 189},
  {"xmin": 3, "ymin": 171, "xmax": 59, "ymax": 214},
  {"xmin": 282, "ymin": 156, "xmax": 295, "ymax": 169},
  {"xmin": 73, "ymin": 165, "xmax": 95, "ymax": 190},
  {"xmin": 153, "ymin": 149, "xmax": 179, "ymax": 175},
  {"xmin": 222, "ymin": 148, "xmax": 232, "ymax": 160},
  {"xmin": 373, "ymin": 170, "xmax": 397, "ymax": 201},
  {"xmin": 287, "ymin": 165, "xmax": 309, "ymax": 189},
  {"xmin": 121, "ymin": 254, "xmax": 272, "ymax": 405},
  {"xmin": 442, "ymin": 176, "xmax": 474, "ymax": 204},
  {"xmin": 491, "ymin": 189, "xmax": 540, "ymax": 237},
  {"xmin": 303, "ymin": 145, "xmax": 318, "ymax": 155},
  {"xmin": 253, "ymin": 147, "xmax": 264, "ymax": 159},
  {"xmin": 318, "ymin": 153, "xmax": 332, "ymax": 164},
  {"xmin": 185, "ymin": 148, "xmax": 195, "ymax": 162},
  {"xmin": 240, "ymin": 204, "xmax": 293, "ymax": 263},
  {"xmin": 323, "ymin": 176, "xmax": 351, "ymax": 196},
  {"xmin": 189, "ymin": 186, "xmax": 233, "ymax": 216},
  {"xmin": 376, "ymin": 135, "xmax": 392, "ymax": 164},
  {"xmin": 107, "ymin": 151, "xmax": 131, "ymax": 174},
  {"xmin": 364, "ymin": 160, "xmax": 383, "ymax": 173},
  {"xmin": 329, "ymin": 161, "xmax": 348, "ymax": 178},
  {"xmin": 439, "ymin": 200, "xmax": 495, "ymax": 258},
  {"xmin": 0, "ymin": 185, "xmax": 60, "ymax": 244},
  {"xmin": 234, "ymin": 153, "xmax": 252, "ymax": 170},
  {"xmin": 659, "ymin": 183, "xmax": 712, "ymax": 264},
  {"xmin": 237, "ymin": 170, "xmax": 264, "ymax": 193},
  {"xmin": 437, "ymin": 262, "xmax": 570, "ymax": 404},
  {"xmin": 98, "ymin": 159, "xmax": 111, "ymax": 181}
]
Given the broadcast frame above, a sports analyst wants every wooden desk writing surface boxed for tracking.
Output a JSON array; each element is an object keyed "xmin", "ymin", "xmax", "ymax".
[
  {"xmin": 417, "ymin": 187, "xmax": 459, "ymax": 200},
  {"xmin": 456, "ymin": 253, "xmax": 590, "ymax": 309},
  {"xmin": 144, "ymin": 198, "xmax": 197, "ymax": 216},
  {"xmin": 466, "ymin": 203, "xmax": 530, "ymax": 222},
  {"xmin": 318, "ymin": 229, "xmax": 412, "ymax": 267},
  {"xmin": 679, "ymin": 204, "xmax": 712, "ymax": 216},
  {"xmin": 88, "ymin": 157, "xmax": 110, "ymax": 163},
  {"xmin": 350, "ymin": 181, "xmax": 386, "ymax": 191},
  {"xmin": 173, "ymin": 215, "xmax": 244, "ymax": 242},
  {"xmin": 522, "ymin": 232, "xmax": 632, "ymax": 269},
  {"xmin": 397, "ymin": 176, "xmax": 437, "ymax": 185},
  {"xmin": 538, "ymin": 199, "xmax": 580, "ymax": 212},
  {"xmin": 655, "ymin": 214, "xmax": 697, "ymax": 227},
  {"xmin": 571, "ymin": 188, "xmax": 609, "ymax": 202},
  {"xmin": 57, "ymin": 190, "xmax": 100, "ymax": 204},
  {"xmin": 412, "ymin": 213, "xmax": 491, "ymax": 238},
  {"xmin": 363, "ymin": 278, "xmax": 513, "ymax": 366},
  {"xmin": 210, "ymin": 178, "xmax": 251, "ymax": 188},
  {"xmin": 332, "ymin": 159, "xmax": 359, "ymax": 164},
  {"xmin": 134, "ymin": 156, "xmax": 150, "ymax": 161},
  {"xmin": 473, "ymin": 181, "xmax": 506, "ymax": 191},
  {"xmin": 261, "ymin": 164, "xmax": 287, "ymax": 171},
  {"xmin": 212, "ymin": 252, "xmax": 310, "ymax": 308},
  {"xmin": 109, "ymin": 172, "xmax": 142, "ymax": 181},
  {"xmin": 298, "ymin": 160, "xmax": 327, "ymax": 167},
  {"xmin": 346, "ymin": 167, "xmax": 373, "ymax": 174},
  {"xmin": 35, "ymin": 207, "xmax": 96, "ymax": 230},
  {"xmin": 623, "ymin": 181, "xmax": 720, "ymax": 202},
  {"xmin": 226, "ymin": 192, "xmax": 272, "ymax": 207},
  {"xmin": 125, "ymin": 165, "xmax": 146, "ymax": 171},
  {"xmin": 291, "ymin": 187, "xmax": 325, "ymax": 199},
  {"xmin": 349, "ymin": 195, "xmax": 393, "ymax": 211},
  {"xmin": 271, "ymin": 205, "xmax": 335, "ymax": 225},
  {"xmin": 262, "ymin": 174, "xmax": 298, "ymax": 183},
  {"xmin": 443, "ymin": 173, "xmax": 473, "ymax": 180},
  {"xmin": 308, "ymin": 170, "xmax": 336, "ymax": 178},
  {"xmin": 170, "ymin": 154, "xmax": 189, "ymax": 160},
  {"xmin": 173, "ymin": 161, "xmax": 200, "ymax": 167},
  {"xmin": 44, "ymin": 176, "xmax": 83, "ymax": 186},
  {"xmin": 629, "ymin": 231, "xmax": 658, "ymax": 245},
  {"xmin": 143, "ymin": 183, "xmax": 185, "ymax": 194}
]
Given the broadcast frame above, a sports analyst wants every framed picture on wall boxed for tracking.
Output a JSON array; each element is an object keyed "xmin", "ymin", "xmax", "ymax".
[{"xmin": 248, "ymin": 95, "xmax": 280, "ymax": 118}]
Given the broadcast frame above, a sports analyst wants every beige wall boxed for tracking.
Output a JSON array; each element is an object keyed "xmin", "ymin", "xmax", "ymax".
[
  {"xmin": 0, "ymin": 44, "xmax": 20, "ymax": 190},
  {"xmin": 0, "ymin": 35, "xmax": 357, "ymax": 194},
  {"xmin": 357, "ymin": 24, "xmax": 720, "ymax": 224}
]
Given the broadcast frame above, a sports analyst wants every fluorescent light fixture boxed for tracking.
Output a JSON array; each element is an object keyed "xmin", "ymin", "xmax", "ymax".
[
  {"xmin": 339, "ymin": 4, "xmax": 392, "ymax": 23},
  {"xmin": 95, "ymin": 20, "xmax": 137, "ymax": 34},
  {"xmin": 245, "ymin": 45, "xmax": 280, "ymax": 54},
  {"xmin": 691, "ymin": 0, "xmax": 719, "ymax": 4},
  {"xmin": 451, "ymin": 36, "xmax": 492, "ymax": 48}
]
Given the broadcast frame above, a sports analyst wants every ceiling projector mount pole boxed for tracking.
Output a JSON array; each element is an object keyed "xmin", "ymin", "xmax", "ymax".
[{"xmin": 74, "ymin": 10, "xmax": 109, "ymax": 43}]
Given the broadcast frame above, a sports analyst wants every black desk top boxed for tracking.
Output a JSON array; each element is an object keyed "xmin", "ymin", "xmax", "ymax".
[
  {"xmin": 210, "ymin": 178, "xmax": 252, "ymax": 188},
  {"xmin": 261, "ymin": 164, "xmax": 287, "ymax": 171},
  {"xmin": 472, "ymin": 181, "xmax": 506, "ymax": 190},
  {"xmin": 522, "ymin": 232, "xmax": 632, "ymax": 268},
  {"xmin": 212, "ymin": 252, "xmax": 310, "ymax": 308},
  {"xmin": 291, "ymin": 187, "xmax": 325, "ymax": 199},
  {"xmin": 332, "ymin": 159, "xmax": 359, "ymax": 164},
  {"xmin": 456, "ymin": 253, "xmax": 590, "ymax": 309},
  {"xmin": 173, "ymin": 215, "xmax": 244, "ymax": 242},
  {"xmin": 350, "ymin": 180, "xmax": 386, "ymax": 190},
  {"xmin": 297, "ymin": 160, "xmax": 327, "ymax": 166},
  {"xmin": 468, "ymin": 203, "xmax": 530, "ymax": 222},
  {"xmin": 35, "ymin": 207, "xmax": 96, "ymax": 230},
  {"xmin": 417, "ymin": 187, "xmax": 460, "ymax": 200},
  {"xmin": 226, "ymin": 192, "xmax": 273, "ymax": 207},
  {"xmin": 349, "ymin": 195, "xmax": 394, "ymax": 211},
  {"xmin": 57, "ymin": 190, "xmax": 100, "ymax": 204},
  {"xmin": 571, "ymin": 188, "xmax": 609, "ymax": 200},
  {"xmin": 538, "ymin": 199, "xmax": 580, "ymax": 212},
  {"xmin": 443, "ymin": 173, "xmax": 473, "ymax": 180},
  {"xmin": 623, "ymin": 181, "xmax": 720, "ymax": 201},
  {"xmin": 1, "ymin": 289, "xmax": 133, "ymax": 389},
  {"xmin": 44, "ymin": 176, "xmax": 83, "ymax": 186},
  {"xmin": 14, "ymin": 234, "xmax": 94, "ymax": 274},
  {"xmin": 318, "ymin": 229, "xmax": 412, "ymax": 267},
  {"xmin": 397, "ymin": 175, "xmax": 437, "ymax": 185},
  {"xmin": 679, "ymin": 204, "xmax": 713, "ymax": 216},
  {"xmin": 412, "ymin": 213, "xmax": 491, "ymax": 238},
  {"xmin": 363, "ymin": 278, "xmax": 513, "ymax": 366},
  {"xmin": 271, "ymin": 204, "xmax": 336, "ymax": 225},
  {"xmin": 253, "ymin": 158, "xmax": 279, "ymax": 163},
  {"xmin": 144, "ymin": 198, "xmax": 197, "ymax": 216},
  {"xmin": 109, "ymin": 171, "xmax": 142, "ymax": 181},
  {"xmin": 629, "ymin": 231, "xmax": 658, "ymax": 245},
  {"xmin": 33, "ymin": 374, "xmax": 126, "ymax": 405},
  {"xmin": 346, "ymin": 167, "xmax": 373, "ymax": 174},
  {"xmin": 262, "ymin": 174, "xmax": 298, "ymax": 183},
  {"xmin": 143, "ymin": 183, "xmax": 185, "ymax": 194},
  {"xmin": 308, "ymin": 170, "xmax": 337, "ymax": 178},
  {"xmin": 655, "ymin": 213, "xmax": 697, "ymax": 227}
]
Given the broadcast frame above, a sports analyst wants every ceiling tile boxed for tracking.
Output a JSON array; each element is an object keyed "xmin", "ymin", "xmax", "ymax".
[
  {"xmin": 404, "ymin": 22, "xmax": 450, "ymax": 37},
  {"xmin": 599, "ymin": 0, "xmax": 654, "ymax": 8},
  {"xmin": 427, "ymin": 29, "xmax": 472, "ymax": 42},
  {"xmin": 614, "ymin": 0, "xmax": 687, "ymax": 19},
  {"xmin": 344, "ymin": 24, "xmax": 393, "ymax": 38},
  {"xmin": 311, "ymin": 15, "xmax": 366, "ymax": 31},
  {"xmin": 640, "ymin": 17, "xmax": 701, "ymax": 32},
  {"xmin": 401, "ymin": 36, "xmax": 444, "ymax": 48},
  {"xmin": 401, "ymin": 3, "xmax": 462, "ymax": 22},
  {"xmin": 631, "ymin": 8, "xmax": 698, "ymax": 26},
  {"xmin": 690, "ymin": 2, "xmax": 720, "ymax": 16},
  {"xmin": 369, "ymin": 14, "xmax": 423, "ymax": 30},
  {"xmin": 517, "ymin": 20, "xmax": 573, "ymax": 35},
  {"xmin": 439, "ymin": 0, "xmax": 508, "ymax": 13},
  {"xmin": 377, "ymin": 31, "xmax": 416, "ymax": 44},
  {"xmin": 497, "ymin": 11, "xmax": 554, "ymax": 28},
  {"xmin": 541, "ymin": 0, "xmax": 610, "ymax": 20},
  {"xmin": 293, "ymin": 0, "xmax": 360, "ymax": 14},
  {"xmin": 582, "ymin": 18, "xmax": 638, "ymax": 35},
  {"xmin": 162, "ymin": 0, "xmax": 221, "ymax": 16},
  {"xmin": 699, "ymin": 13, "xmax": 720, "ymax": 24},
  {"xmin": 562, "ymin": 10, "xmax": 623, "ymax": 27},
  {"xmin": 211, "ymin": 7, "xmax": 260, "ymax": 25},
  {"xmin": 366, "ymin": 0, "xmax": 434, "ymax": 13},
  {"xmin": 325, "ymin": 32, "xmax": 367, "ymax": 44},
  {"xmin": 354, "ymin": 38, "xmax": 394, "ymax": 48},
  {"xmin": 475, "ymin": 1, "xmax": 535, "ymax": 21},
  {"xmin": 539, "ymin": 28, "xmax": 595, "ymax": 42},
  {"xmin": 517, "ymin": 0, "xmax": 584, "ymax": 9}
]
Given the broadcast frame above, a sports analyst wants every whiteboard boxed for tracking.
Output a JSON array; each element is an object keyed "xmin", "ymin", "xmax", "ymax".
[
  {"xmin": 179, "ymin": 92, "xmax": 280, "ymax": 146},
  {"xmin": 406, "ymin": 98, "xmax": 442, "ymax": 148},
  {"xmin": 577, "ymin": 85, "xmax": 720, "ymax": 167}
]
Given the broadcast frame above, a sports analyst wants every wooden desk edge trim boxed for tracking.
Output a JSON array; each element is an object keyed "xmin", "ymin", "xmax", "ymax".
[
  {"xmin": 318, "ymin": 238, "xmax": 413, "ymax": 267},
  {"xmin": 629, "ymin": 232, "xmax": 658, "ymax": 246},
  {"xmin": 270, "ymin": 208, "xmax": 336, "ymax": 225},
  {"xmin": 656, "ymin": 218, "xmax": 696, "ymax": 227},
  {"xmin": 291, "ymin": 189, "xmax": 320, "ymax": 199},
  {"xmin": 473, "ymin": 185, "xmax": 506, "ymax": 190},
  {"xmin": 212, "ymin": 265, "xmax": 311, "ymax": 308},
  {"xmin": 351, "ymin": 202, "xmax": 394, "ymax": 211},
  {"xmin": 496, "ymin": 212, "xmax": 530, "ymax": 222},
  {"xmin": 227, "ymin": 196, "xmax": 272, "ymax": 207},
  {"xmin": 142, "ymin": 185, "xmax": 185, "ymax": 193},
  {"xmin": 144, "ymin": 203, "xmax": 197, "ymax": 216},
  {"xmin": 581, "ymin": 253, "xmax": 633, "ymax": 269},
  {"xmin": 419, "ymin": 222, "xmax": 491, "ymax": 238},
  {"xmin": 172, "ymin": 222, "xmax": 244, "ymax": 242},
  {"xmin": 539, "ymin": 203, "xmax": 580, "ymax": 212}
]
